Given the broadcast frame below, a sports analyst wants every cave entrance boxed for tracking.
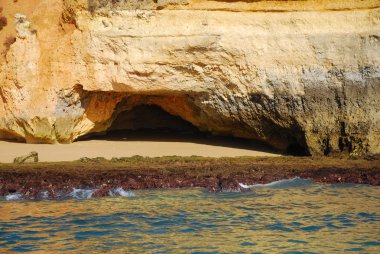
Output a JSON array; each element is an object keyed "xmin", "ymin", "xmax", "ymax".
[
  {"xmin": 106, "ymin": 104, "xmax": 201, "ymax": 139},
  {"xmin": 83, "ymin": 104, "xmax": 276, "ymax": 153}
]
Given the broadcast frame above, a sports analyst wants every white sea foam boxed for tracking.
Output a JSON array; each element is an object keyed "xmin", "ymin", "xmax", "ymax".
[
  {"xmin": 40, "ymin": 191, "xmax": 49, "ymax": 199},
  {"xmin": 108, "ymin": 187, "xmax": 135, "ymax": 197},
  {"xmin": 239, "ymin": 177, "xmax": 313, "ymax": 189},
  {"xmin": 5, "ymin": 193, "xmax": 23, "ymax": 201},
  {"xmin": 70, "ymin": 188, "xmax": 97, "ymax": 199},
  {"xmin": 238, "ymin": 183, "xmax": 252, "ymax": 189}
]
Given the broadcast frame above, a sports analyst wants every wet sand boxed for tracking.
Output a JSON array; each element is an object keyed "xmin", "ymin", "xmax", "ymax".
[{"xmin": 0, "ymin": 133, "xmax": 280, "ymax": 163}]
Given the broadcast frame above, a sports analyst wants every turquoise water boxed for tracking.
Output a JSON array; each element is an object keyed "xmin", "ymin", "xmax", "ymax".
[{"xmin": 1, "ymin": 179, "xmax": 379, "ymax": 253}]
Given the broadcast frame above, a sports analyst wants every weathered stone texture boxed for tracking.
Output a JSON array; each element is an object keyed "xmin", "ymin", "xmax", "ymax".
[{"xmin": 0, "ymin": 0, "xmax": 379, "ymax": 155}]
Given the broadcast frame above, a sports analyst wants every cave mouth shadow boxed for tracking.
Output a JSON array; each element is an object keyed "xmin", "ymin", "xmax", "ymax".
[{"xmin": 78, "ymin": 104, "xmax": 281, "ymax": 154}]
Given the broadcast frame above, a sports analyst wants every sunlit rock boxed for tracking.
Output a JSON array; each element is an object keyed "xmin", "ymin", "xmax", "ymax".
[{"xmin": 0, "ymin": 0, "xmax": 379, "ymax": 155}]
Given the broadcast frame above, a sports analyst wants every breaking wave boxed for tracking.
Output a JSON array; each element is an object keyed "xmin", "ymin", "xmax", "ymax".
[
  {"xmin": 109, "ymin": 187, "xmax": 136, "ymax": 197},
  {"xmin": 2, "ymin": 187, "xmax": 135, "ymax": 201},
  {"xmin": 70, "ymin": 188, "xmax": 98, "ymax": 199},
  {"xmin": 5, "ymin": 193, "xmax": 23, "ymax": 201},
  {"xmin": 239, "ymin": 177, "xmax": 314, "ymax": 189}
]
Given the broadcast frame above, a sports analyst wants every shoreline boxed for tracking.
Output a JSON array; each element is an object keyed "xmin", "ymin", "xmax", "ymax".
[
  {"xmin": 0, "ymin": 135, "xmax": 280, "ymax": 163},
  {"xmin": 1, "ymin": 156, "xmax": 379, "ymax": 200}
]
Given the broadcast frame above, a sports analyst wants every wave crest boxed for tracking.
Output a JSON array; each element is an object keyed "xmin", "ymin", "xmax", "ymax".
[
  {"xmin": 239, "ymin": 177, "xmax": 314, "ymax": 189},
  {"xmin": 109, "ymin": 187, "xmax": 135, "ymax": 197}
]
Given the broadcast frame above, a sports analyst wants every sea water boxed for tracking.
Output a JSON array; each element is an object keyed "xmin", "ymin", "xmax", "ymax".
[{"xmin": 0, "ymin": 180, "xmax": 379, "ymax": 253}]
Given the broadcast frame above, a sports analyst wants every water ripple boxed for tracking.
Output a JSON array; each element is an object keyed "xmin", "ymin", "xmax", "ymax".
[{"xmin": 0, "ymin": 185, "xmax": 379, "ymax": 253}]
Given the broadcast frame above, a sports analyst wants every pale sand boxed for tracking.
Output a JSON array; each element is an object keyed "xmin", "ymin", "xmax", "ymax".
[{"xmin": 0, "ymin": 137, "xmax": 280, "ymax": 163}]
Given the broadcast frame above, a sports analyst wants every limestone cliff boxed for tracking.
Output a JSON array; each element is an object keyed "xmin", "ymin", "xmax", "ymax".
[{"xmin": 0, "ymin": 0, "xmax": 379, "ymax": 155}]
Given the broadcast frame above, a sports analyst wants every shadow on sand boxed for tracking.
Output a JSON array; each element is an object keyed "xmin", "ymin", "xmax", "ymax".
[{"xmin": 78, "ymin": 129, "xmax": 281, "ymax": 155}]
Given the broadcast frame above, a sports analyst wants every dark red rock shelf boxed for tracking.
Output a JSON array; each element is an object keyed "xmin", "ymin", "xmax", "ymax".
[{"xmin": 1, "ymin": 156, "xmax": 379, "ymax": 199}]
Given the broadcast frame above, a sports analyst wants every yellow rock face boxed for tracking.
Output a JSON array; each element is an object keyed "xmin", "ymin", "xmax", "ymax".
[{"xmin": 0, "ymin": 0, "xmax": 379, "ymax": 155}]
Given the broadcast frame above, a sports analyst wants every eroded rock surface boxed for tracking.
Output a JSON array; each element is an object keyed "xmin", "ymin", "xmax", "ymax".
[{"xmin": 0, "ymin": 0, "xmax": 379, "ymax": 155}]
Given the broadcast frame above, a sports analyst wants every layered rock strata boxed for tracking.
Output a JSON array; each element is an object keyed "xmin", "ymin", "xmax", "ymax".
[{"xmin": 0, "ymin": 0, "xmax": 379, "ymax": 155}]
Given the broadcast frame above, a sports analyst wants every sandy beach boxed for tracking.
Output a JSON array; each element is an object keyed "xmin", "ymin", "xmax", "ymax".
[{"xmin": 0, "ymin": 133, "xmax": 280, "ymax": 163}]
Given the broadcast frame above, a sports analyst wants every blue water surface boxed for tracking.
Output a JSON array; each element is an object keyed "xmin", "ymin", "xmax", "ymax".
[{"xmin": 1, "ymin": 180, "xmax": 379, "ymax": 253}]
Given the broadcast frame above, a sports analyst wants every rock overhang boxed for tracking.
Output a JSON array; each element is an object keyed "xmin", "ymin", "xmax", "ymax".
[{"xmin": 0, "ymin": 0, "xmax": 379, "ymax": 156}]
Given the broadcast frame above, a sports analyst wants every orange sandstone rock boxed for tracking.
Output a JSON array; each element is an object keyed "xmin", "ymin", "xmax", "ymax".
[{"xmin": 0, "ymin": 0, "xmax": 379, "ymax": 155}]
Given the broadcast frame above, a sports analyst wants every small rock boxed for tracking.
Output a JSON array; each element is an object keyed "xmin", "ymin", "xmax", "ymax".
[
  {"xmin": 79, "ymin": 157, "xmax": 91, "ymax": 163},
  {"xmin": 13, "ymin": 151, "xmax": 38, "ymax": 164},
  {"xmin": 79, "ymin": 157, "xmax": 106, "ymax": 163}
]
